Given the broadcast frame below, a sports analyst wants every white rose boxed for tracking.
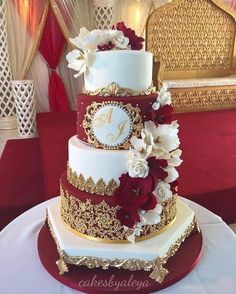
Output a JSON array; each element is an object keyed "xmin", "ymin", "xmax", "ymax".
[
  {"xmin": 164, "ymin": 166, "xmax": 179, "ymax": 183},
  {"xmin": 126, "ymin": 153, "xmax": 149, "ymax": 178},
  {"xmin": 141, "ymin": 204, "xmax": 163, "ymax": 225},
  {"xmin": 114, "ymin": 35, "xmax": 130, "ymax": 49},
  {"xmin": 153, "ymin": 181, "xmax": 172, "ymax": 202}
]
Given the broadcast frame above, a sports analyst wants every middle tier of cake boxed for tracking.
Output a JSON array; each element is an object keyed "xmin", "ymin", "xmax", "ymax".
[
  {"xmin": 68, "ymin": 136, "xmax": 128, "ymax": 195},
  {"xmin": 65, "ymin": 136, "xmax": 178, "ymax": 242}
]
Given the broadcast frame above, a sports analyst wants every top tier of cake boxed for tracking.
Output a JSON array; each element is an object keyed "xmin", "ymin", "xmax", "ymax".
[
  {"xmin": 66, "ymin": 25, "xmax": 155, "ymax": 97},
  {"xmin": 84, "ymin": 50, "xmax": 153, "ymax": 94}
]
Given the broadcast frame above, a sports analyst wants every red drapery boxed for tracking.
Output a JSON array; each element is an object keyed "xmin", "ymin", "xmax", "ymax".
[{"xmin": 39, "ymin": 5, "xmax": 70, "ymax": 112}]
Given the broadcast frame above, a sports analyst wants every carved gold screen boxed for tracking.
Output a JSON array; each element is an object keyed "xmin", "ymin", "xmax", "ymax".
[{"xmin": 146, "ymin": 0, "xmax": 236, "ymax": 81}]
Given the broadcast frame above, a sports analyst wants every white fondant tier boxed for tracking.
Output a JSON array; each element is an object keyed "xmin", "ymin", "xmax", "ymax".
[
  {"xmin": 84, "ymin": 50, "xmax": 153, "ymax": 92},
  {"xmin": 68, "ymin": 136, "xmax": 128, "ymax": 184},
  {"xmin": 47, "ymin": 199, "xmax": 195, "ymax": 259}
]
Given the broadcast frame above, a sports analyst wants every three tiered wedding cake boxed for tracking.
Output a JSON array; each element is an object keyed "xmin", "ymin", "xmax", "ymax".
[{"xmin": 45, "ymin": 23, "xmax": 200, "ymax": 284}]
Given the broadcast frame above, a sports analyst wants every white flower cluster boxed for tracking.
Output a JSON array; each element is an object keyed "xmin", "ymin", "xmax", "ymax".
[
  {"xmin": 124, "ymin": 203, "xmax": 163, "ymax": 243},
  {"xmin": 66, "ymin": 27, "xmax": 130, "ymax": 77},
  {"xmin": 152, "ymin": 83, "xmax": 172, "ymax": 110},
  {"xmin": 125, "ymin": 85, "xmax": 182, "ymax": 242},
  {"xmin": 126, "ymin": 118, "xmax": 181, "ymax": 198}
]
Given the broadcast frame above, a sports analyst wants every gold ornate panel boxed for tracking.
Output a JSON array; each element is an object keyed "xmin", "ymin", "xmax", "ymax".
[
  {"xmin": 146, "ymin": 0, "xmax": 236, "ymax": 80},
  {"xmin": 172, "ymin": 85, "xmax": 236, "ymax": 112},
  {"xmin": 146, "ymin": 0, "xmax": 236, "ymax": 112}
]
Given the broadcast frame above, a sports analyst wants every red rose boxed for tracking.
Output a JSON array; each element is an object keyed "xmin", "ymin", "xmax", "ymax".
[
  {"xmin": 116, "ymin": 208, "xmax": 140, "ymax": 227},
  {"xmin": 97, "ymin": 41, "xmax": 115, "ymax": 51},
  {"xmin": 114, "ymin": 173, "xmax": 156, "ymax": 211},
  {"xmin": 113, "ymin": 21, "xmax": 126, "ymax": 31},
  {"xmin": 112, "ymin": 21, "xmax": 144, "ymax": 50},
  {"xmin": 151, "ymin": 104, "xmax": 174, "ymax": 125},
  {"xmin": 141, "ymin": 193, "xmax": 158, "ymax": 210},
  {"xmin": 148, "ymin": 157, "xmax": 168, "ymax": 181}
]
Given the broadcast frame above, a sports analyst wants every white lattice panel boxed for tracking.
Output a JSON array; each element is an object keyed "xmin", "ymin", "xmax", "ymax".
[
  {"xmin": 94, "ymin": 0, "xmax": 115, "ymax": 29},
  {"xmin": 12, "ymin": 80, "xmax": 37, "ymax": 137},
  {"xmin": 0, "ymin": 0, "xmax": 16, "ymax": 129}
]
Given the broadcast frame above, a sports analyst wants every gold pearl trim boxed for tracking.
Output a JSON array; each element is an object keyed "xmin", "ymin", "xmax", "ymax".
[
  {"xmin": 83, "ymin": 82, "xmax": 156, "ymax": 97},
  {"xmin": 45, "ymin": 211, "xmax": 200, "ymax": 283}
]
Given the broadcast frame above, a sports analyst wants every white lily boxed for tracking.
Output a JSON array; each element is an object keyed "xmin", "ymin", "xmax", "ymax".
[
  {"xmin": 167, "ymin": 149, "xmax": 183, "ymax": 167},
  {"xmin": 66, "ymin": 50, "xmax": 91, "ymax": 78},
  {"xmin": 69, "ymin": 27, "xmax": 123, "ymax": 52},
  {"xmin": 130, "ymin": 128, "xmax": 154, "ymax": 159},
  {"xmin": 152, "ymin": 83, "xmax": 172, "ymax": 110},
  {"xmin": 143, "ymin": 120, "xmax": 180, "ymax": 159},
  {"xmin": 164, "ymin": 166, "xmax": 179, "ymax": 183}
]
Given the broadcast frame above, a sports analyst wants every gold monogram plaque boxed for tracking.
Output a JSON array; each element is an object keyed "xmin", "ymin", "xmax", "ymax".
[{"xmin": 83, "ymin": 101, "xmax": 143, "ymax": 149}]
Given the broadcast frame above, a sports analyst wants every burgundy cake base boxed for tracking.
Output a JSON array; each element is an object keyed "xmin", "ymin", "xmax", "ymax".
[{"xmin": 37, "ymin": 225, "xmax": 203, "ymax": 294}]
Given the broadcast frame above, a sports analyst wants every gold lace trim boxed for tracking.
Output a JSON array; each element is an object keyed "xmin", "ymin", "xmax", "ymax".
[
  {"xmin": 60, "ymin": 187, "xmax": 177, "ymax": 241},
  {"xmin": 83, "ymin": 82, "xmax": 156, "ymax": 97},
  {"xmin": 67, "ymin": 165, "xmax": 118, "ymax": 196},
  {"xmin": 46, "ymin": 212, "xmax": 199, "ymax": 283}
]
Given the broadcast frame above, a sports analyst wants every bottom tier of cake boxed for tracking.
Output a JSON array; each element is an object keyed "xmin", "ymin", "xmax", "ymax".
[{"xmin": 46, "ymin": 199, "xmax": 199, "ymax": 283}]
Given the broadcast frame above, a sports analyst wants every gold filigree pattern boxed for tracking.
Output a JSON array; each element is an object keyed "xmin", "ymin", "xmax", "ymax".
[
  {"xmin": 60, "ymin": 187, "xmax": 177, "ymax": 242},
  {"xmin": 83, "ymin": 82, "xmax": 156, "ymax": 96},
  {"xmin": 47, "ymin": 212, "xmax": 199, "ymax": 282},
  {"xmin": 82, "ymin": 101, "xmax": 143, "ymax": 150},
  {"xmin": 67, "ymin": 166, "xmax": 118, "ymax": 196},
  {"xmin": 172, "ymin": 87, "xmax": 236, "ymax": 112},
  {"xmin": 147, "ymin": 0, "xmax": 236, "ymax": 79}
]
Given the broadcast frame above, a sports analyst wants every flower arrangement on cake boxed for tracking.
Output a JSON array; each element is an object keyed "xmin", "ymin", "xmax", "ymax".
[
  {"xmin": 66, "ymin": 22, "xmax": 144, "ymax": 78},
  {"xmin": 114, "ymin": 83, "xmax": 182, "ymax": 242}
]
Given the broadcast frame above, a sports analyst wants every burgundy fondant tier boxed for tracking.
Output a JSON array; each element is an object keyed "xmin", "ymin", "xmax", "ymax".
[
  {"xmin": 76, "ymin": 94, "xmax": 157, "ymax": 149},
  {"xmin": 60, "ymin": 171, "xmax": 177, "ymax": 242}
]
